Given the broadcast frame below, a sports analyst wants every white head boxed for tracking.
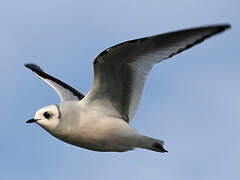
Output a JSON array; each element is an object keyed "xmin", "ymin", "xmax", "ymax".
[{"xmin": 26, "ymin": 104, "xmax": 61, "ymax": 131}]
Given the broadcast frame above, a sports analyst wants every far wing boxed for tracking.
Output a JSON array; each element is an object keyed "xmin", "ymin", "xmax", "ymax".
[{"xmin": 25, "ymin": 63, "xmax": 85, "ymax": 102}]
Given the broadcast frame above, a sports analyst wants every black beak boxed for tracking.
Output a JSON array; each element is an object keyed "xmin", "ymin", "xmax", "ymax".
[{"xmin": 26, "ymin": 118, "xmax": 39, "ymax": 123}]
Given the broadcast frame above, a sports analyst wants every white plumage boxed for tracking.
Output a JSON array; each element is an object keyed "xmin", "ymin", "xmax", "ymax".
[{"xmin": 25, "ymin": 24, "xmax": 230, "ymax": 152}]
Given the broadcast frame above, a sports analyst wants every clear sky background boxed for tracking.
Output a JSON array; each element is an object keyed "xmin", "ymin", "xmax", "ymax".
[{"xmin": 0, "ymin": 0, "xmax": 239, "ymax": 179}]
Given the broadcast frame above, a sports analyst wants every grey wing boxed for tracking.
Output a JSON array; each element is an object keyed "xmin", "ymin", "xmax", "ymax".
[
  {"xmin": 25, "ymin": 63, "xmax": 85, "ymax": 102},
  {"xmin": 83, "ymin": 24, "xmax": 231, "ymax": 123}
]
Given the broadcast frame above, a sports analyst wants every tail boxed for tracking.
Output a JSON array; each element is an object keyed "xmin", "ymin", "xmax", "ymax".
[{"xmin": 137, "ymin": 135, "xmax": 168, "ymax": 153}]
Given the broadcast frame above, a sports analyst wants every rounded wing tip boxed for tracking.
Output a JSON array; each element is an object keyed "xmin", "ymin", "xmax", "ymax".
[
  {"xmin": 216, "ymin": 23, "xmax": 231, "ymax": 35},
  {"xmin": 24, "ymin": 63, "xmax": 43, "ymax": 72},
  {"xmin": 221, "ymin": 23, "xmax": 231, "ymax": 30},
  {"xmin": 195, "ymin": 23, "xmax": 231, "ymax": 32},
  {"xmin": 214, "ymin": 23, "xmax": 231, "ymax": 32}
]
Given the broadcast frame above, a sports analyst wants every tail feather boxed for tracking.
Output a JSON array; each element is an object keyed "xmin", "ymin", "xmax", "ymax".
[
  {"xmin": 137, "ymin": 135, "xmax": 168, "ymax": 153},
  {"xmin": 152, "ymin": 142, "xmax": 168, "ymax": 153}
]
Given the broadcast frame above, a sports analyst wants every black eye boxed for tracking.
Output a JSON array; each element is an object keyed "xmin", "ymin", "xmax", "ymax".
[{"xmin": 43, "ymin": 111, "xmax": 52, "ymax": 119}]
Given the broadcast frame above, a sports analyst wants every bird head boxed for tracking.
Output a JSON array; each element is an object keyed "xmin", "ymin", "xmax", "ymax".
[{"xmin": 26, "ymin": 104, "xmax": 61, "ymax": 131}]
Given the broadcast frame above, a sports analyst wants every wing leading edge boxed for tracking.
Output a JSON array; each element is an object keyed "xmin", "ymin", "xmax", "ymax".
[{"xmin": 25, "ymin": 63, "xmax": 85, "ymax": 102}]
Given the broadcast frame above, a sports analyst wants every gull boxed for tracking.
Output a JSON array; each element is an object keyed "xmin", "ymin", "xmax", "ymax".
[{"xmin": 25, "ymin": 24, "xmax": 230, "ymax": 153}]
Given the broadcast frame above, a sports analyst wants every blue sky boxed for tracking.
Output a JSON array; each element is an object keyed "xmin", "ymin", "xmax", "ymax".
[{"xmin": 0, "ymin": 0, "xmax": 239, "ymax": 179}]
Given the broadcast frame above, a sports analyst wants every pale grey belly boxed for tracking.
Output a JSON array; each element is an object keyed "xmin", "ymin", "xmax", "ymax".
[{"xmin": 51, "ymin": 125, "xmax": 138, "ymax": 152}]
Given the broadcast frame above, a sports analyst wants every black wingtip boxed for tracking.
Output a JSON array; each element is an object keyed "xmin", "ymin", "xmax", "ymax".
[
  {"xmin": 24, "ymin": 63, "xmax": 44, "ymax": 72},
  {"xmin": 24, "ymin": 63, "xmax": 85, "ymax": 100},
  {"xmin": 218, "ymin": 23, "xmax": 231, "ymax": 31},
  {"xmin": 226, "ymin": 24, "xmax": 231, "ymax": 29},
  {"xmin": 209, "ymin": 23, "xmax": 231, "ymax": 37},
  {"xmin": 202, "ymin": 23, "xmax": 231, "ymax": 29},
  {"xmin": 198, "ymin": 23, "xmax": 231, "ymax": 34}
]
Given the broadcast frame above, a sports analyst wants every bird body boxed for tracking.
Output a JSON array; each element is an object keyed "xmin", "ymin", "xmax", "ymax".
[
  {"xmin": 25, "ymin": 24, "xmax": 230, "ymax": 153},
  {"xmin": 36, "ymin": 102, "xmax": 165, "ymax": 152}
]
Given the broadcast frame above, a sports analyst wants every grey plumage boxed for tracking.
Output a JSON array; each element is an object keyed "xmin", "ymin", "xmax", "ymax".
[{"xmin": 26, "ymin": 24, "xmax": 230, "ymax": 152}]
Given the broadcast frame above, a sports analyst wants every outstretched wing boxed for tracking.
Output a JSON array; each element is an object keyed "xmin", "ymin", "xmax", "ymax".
[
  {"xmin": 25, "ymin": 63, "xmax": 85, "ymax": 102},
  {"xmin": 83, "ymin": 24, "xmax": 230, "ymax": 123}
]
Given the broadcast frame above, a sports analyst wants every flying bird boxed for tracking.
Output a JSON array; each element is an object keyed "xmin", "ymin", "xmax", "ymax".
[{"xmin": 25, "ymin": 24, "xmax": 230, "ymax": 153}]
